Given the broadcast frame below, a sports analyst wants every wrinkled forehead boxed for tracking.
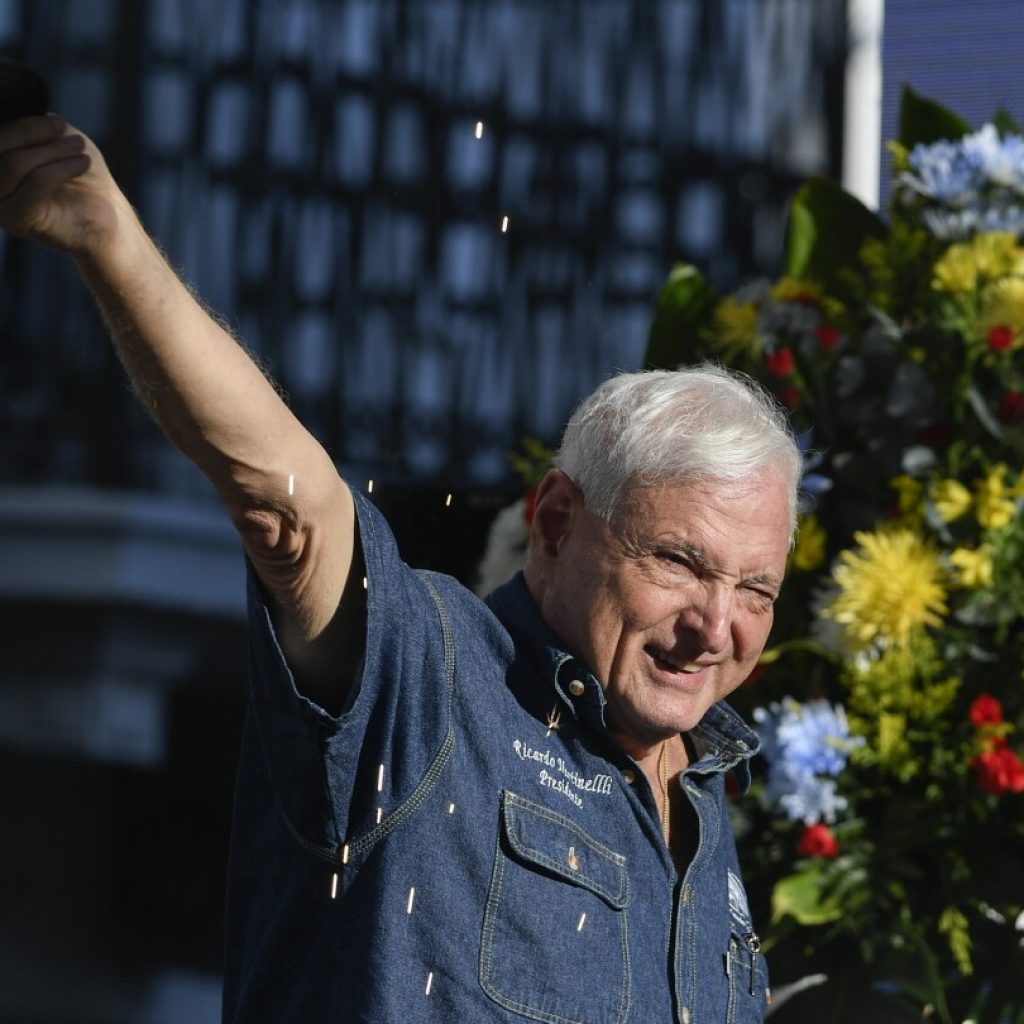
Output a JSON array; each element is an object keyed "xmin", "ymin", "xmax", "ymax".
[
  {"xmin": 608, "ymin": 472, "xmax": 794, "ymax": 551},
  {"xmin": 614, "ymin": 471, "xmax": 782, "ymax": 516}
]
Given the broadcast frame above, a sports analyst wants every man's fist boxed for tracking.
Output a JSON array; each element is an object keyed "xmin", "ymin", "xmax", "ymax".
[
  {"xmin": 0, "ymin": 111, "xmax": 127, "ymax": 257},
  {"xmin": 0, "ymin": 59, "xmax": 50, "ymax": 123}
]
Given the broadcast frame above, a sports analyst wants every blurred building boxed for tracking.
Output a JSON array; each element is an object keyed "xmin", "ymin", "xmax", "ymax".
[{"xmin": 1, "ymin": 0, "xmax": 854, "ymax": 1020}]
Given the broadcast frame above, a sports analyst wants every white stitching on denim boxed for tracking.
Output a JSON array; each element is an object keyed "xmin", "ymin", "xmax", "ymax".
[
  {"xmin": 502, "ymin": 792, "xmax": 628, "ymax": 906},
  {"xmin": 479, "ymin": 790, "xmax": 631, "ymax": 1024},
  {"xmin": 283, "ymin": 570, "xmax": 457, "ymax": 865}
]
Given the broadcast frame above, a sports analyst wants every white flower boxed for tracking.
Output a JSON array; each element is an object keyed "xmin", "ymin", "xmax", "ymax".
[
  {"xmin": 896, "ymin": 125, "xmax": 1024, "ymax": 232},
  {"xmin": 474, "ymin": 499, "xmax": 530, "ymax": 596},
  {"xmin": 962, "ymin": 124, "xmax": 1024, "ymax": 191},
  {"xmin": 809, "ymin": 580, "xmax": 846, "ymax": 654}
]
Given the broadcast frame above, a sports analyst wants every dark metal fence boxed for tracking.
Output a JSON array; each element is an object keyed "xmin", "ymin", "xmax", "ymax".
[{"xmin": 1, "ymin": 0, "xmax": 847, "ymax": 494}]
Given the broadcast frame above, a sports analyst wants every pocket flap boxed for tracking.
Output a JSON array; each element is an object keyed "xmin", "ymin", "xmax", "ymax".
[{"xmin": 500, "ymin": 790, "xmax": 628, "ymax": 909}]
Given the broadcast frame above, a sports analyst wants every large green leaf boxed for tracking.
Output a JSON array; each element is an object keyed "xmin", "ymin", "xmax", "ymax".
[
  {"xmin": 993, "ymin": 107, "xmax": 1023, "ymax": 139},
  {"xmin": 644, "ymin": 263, "xmax": 719, "ymax": 370},
  {"xmin": 898, "ymin": 86, "xmax": 971, "ymax": 148},
  {"xmin": 771, "ymin": 868, "xmax": 843, "ymax": 926},
  {"xmin": 785, "ymin": 176, "xmax": 886, "ymax": 285}
]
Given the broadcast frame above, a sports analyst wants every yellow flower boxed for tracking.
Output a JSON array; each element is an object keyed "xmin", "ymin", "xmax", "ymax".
[
  {"xmin": 771, "ymin": 276, "xmax": 822, "ymax": 304},
  {"xmin": 890, "ymin": 474, "xmax": 924, "ymax": 522},
  {"xmin": 929, "ymin": 478, "xmax": 972, "ymax": 522},
  {"xmin": 932, "ymin": 242, "xmax": 977, "ymax": 294},
  {"xmin": 977, "ymin": 277, "xmax": 1024, "ymax": 350},
  {"xmin": 791, "ymin": 514, "xmax": 827, "ymax": 571},
  {"xmin": 887, "ymin": 140, "xmax": 910, "ymax": 174},
  {"xmin": 824, "ymin": 528, "xmax": 948, "ymax": 649},
  {"xmin": 974, "ymin": 463, "xmax": 1018, "ymax": 530},
  {"xmin": 971, "ymin": 231, "xmax": 1024, "ymax": 279},
  {"xmin": 710, "ymin": 297, "xmax": 761, "ymax": 362},
  {"xmin": 948, "ymin": 546, "xmax": 994, "ymax": 589},
  {"xmin": 933, "ymin": 234, "xmax": 1024, "ymax": 294},
  {"xmin": 938, "ymin": 906, "xmax": 974, "ymax": 978},
  {"xmin": 770, "ymin": 277, "xmax": 844, "ymax": 324},
  {"xmin": 876, "ymin": 713, "xmax": 913, "ymax": 776}
]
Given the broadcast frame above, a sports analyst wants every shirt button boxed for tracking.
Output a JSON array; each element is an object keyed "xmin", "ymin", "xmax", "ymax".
[
  {"xmin": 567, "ymin": 679, "xmax": 585, "ymax": 697},
  {"xmin": 622, "ymin": 769, "xmax": 636, "ymax": 784},
  {"xmin": 680, "ymin": 1007, "xmax": 691, "ymax": 1024}
]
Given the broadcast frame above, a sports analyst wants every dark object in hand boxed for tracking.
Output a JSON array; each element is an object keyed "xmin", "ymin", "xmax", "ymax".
[{"xmin": 0, "ymin": 59, "xmax": 50, "ymax": 123}]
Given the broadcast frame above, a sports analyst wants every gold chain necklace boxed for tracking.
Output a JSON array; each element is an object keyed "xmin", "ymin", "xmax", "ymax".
[{"xmin": 659, "ymin": 740, "xmax": 670, "ymax": 843}]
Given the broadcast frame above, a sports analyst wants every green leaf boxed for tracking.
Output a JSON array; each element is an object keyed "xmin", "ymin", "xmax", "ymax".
[
  {"xmin": 785, "ymin": 176, "xmax": 886, "ymax": 286},
  {"xmin": 898, "ymin": 86, "xmax": 971, "ymax": 148},
  {"xmin": 644, "ymin": 264, "xmax": 719, "ymax": 370},
  {"xmin": 759, "ymin": 638, "xmax": 844, "ymax": 665},
  {"xmin": 771, "ymin": 868, "xmax": 843, "ymax": 926},
  {"xmin": 993, "ymin": 107, "xmax": 1022, "ymax": 138}
]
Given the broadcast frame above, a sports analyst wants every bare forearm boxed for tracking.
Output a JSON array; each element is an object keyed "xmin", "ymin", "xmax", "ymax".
[
  {"xmin": 77, "ymin": 201, "xmax": 357, "ymax": 654},
  {"xmin": 74, "ymin": 197, "xmax": 313, "ymax": 512},
  {"xmin": 1, "ymin": 115, "xmax": 359, "ymax": 697},
  {"xmin": 1, "ymin": 117, "xmax": 318, "ymax": 513}
]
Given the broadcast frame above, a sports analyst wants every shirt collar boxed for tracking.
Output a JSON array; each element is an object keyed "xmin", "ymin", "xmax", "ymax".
[{"xmin": 485, "ymin": 572, "xmax": 760, "ymax": 790}]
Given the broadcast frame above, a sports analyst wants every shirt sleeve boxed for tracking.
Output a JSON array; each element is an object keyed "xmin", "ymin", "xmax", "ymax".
[{"xmin": 244, "ymin": 486, "xmax": 455, "ymax": 858}]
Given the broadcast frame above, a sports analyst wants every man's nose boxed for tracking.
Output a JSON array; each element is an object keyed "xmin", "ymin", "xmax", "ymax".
[{"xmin": 678, "ymin": 582, "xmax": 733, "ymax": 653}]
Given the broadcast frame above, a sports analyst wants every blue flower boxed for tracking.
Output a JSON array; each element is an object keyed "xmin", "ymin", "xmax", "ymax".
[
  {"xmin": 753, "ymin": 697, "xmax": 863, "ymax": 825},
  {"xmin": 902, "ymin": 138, "xmax": 979, "ymax": 206},
  {"xmin": 961, "ymin": 125, "xmax": 1024, "ymax": 192},
  {"xmin": 897, "ymin": 125, "xmax": 1024, "ymax": 218},
  {"xmin": 922, "ymin": 202, "xmax": 1024, "ymax": 241},
  {"xmin": 778, "ymin": 775, "xmax": 847, "ymax": 826}
]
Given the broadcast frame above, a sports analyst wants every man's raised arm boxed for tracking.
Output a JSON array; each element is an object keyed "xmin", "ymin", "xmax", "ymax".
[{"xmin": 0, "ymin": 114, "xmax": 363, "ymax": 713}]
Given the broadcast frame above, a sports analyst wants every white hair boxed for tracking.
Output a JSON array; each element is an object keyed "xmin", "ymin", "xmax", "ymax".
[{"xmin": 553, "ymin": 365, "xmax": 801, "ymax": 540}]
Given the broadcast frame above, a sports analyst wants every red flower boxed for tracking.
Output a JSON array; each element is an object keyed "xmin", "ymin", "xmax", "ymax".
[
  {"xmin": 777, "ymin": 386, "xmax": 802, "ymax": 409},
  {"xmin": 766, "ymin": 347, "xmax": 795, "ymax": 377},
  {"xmin": 797, "ymin": 823, "xmax": 839, "ymax": 858},
  {"xmin": 815, "ymin": 324, "xmax": 841, "ymax": 349},
  {"xmin": 997, "ymin": 391, "xmax": 1024, "ymax": 425},
  {"xmin": 986, "ymin": 325, "xmax": 1015, "ymax": 351},
  {"xmin": 523, "ymin": 486, "xmax": 539, "ymax": 526},
  {"xmin": 971, "ymin": 747, "xmax": 1024, "ymax": 796},
  {"xmin": 969, "ymin": 694, "xmax": 1003, "ymax": 727}
]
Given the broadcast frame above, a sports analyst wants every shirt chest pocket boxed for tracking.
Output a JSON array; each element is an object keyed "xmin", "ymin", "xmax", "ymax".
[{"xmin": 479, "ymin": 790, "xmax": 630, "ymax": 1024}]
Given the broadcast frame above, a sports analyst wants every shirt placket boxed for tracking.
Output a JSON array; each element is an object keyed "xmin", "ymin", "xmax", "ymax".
[{"xmin": 672, "ymin": 769, "xmax": 722, "ymax": 1024}]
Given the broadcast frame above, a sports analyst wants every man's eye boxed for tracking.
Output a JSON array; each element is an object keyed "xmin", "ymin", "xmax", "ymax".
[{"xmin": 657, "ymin": 551, "xmax": 692, "ymax": 569}]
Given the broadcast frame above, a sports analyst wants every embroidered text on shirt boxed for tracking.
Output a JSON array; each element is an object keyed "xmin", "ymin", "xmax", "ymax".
[{"xmin": 512, "ymin": 739, "xmax": 614, "ymax": 808}]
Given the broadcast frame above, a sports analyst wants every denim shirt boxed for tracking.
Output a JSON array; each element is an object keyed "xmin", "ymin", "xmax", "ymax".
[{"xmin": 222, "ymin": 489, "xmax": 770, "ymax": 1023}]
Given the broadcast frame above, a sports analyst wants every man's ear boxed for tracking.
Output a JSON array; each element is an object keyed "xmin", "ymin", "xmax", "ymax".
[{"xmin": 529, "ymin": 469, "xmax": 582, "ymax": 561}]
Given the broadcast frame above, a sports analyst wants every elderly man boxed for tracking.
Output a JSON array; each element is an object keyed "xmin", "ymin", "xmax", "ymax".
[{"xmin": 1, "ymin": 115, "xmax": 797, "ymax": 1023}]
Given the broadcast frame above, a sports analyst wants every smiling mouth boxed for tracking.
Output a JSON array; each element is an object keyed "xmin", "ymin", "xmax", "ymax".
[{"xmin": 647, "ymin": 650, "xmax": 710, "ymax": 675}]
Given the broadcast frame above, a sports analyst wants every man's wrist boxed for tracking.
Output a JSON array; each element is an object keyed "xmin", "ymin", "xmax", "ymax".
[{"xmin": 72, "ymin": 194, "xmax": 154, "ymax": 284}]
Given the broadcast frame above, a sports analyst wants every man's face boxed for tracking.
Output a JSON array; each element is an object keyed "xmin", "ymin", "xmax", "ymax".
[{"xmin": 530, "ymin": 472, "xmax": 790, "ymax": 747}]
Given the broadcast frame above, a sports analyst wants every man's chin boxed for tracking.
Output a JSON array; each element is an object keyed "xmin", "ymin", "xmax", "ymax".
[{"xmin": 610, "ymin": 698, "xmax": 714, "ymax": 747}]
